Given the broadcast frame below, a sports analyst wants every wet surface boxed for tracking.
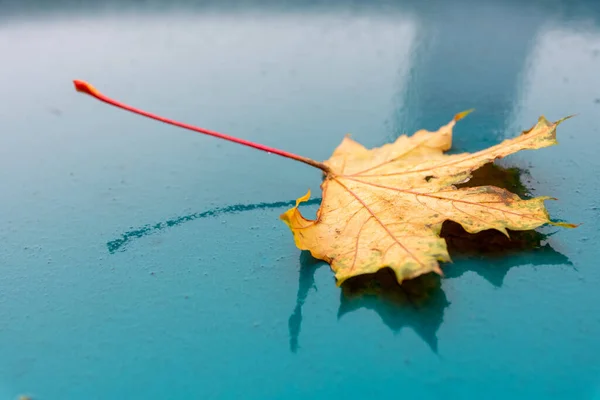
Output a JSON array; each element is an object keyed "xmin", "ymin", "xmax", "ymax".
[{"xmin": 1, "ymin": 1, "xmax": 600, "ymax": 399}]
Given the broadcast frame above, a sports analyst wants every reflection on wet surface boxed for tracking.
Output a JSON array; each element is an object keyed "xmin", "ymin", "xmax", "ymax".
[{"xmin": 1, "ymin": 1, "xmax": 600, "ymax": 399}]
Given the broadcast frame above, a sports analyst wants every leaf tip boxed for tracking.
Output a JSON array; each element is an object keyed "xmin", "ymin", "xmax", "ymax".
[
  {"xmin": 73, "ymin": 79, "xmax": 100, "ymax": 97},
  {"xmin": 550, "ymin": 221, "xmax": 580, "ymax": 229},
  {"xmin": 556, "ymin": 114, "xmax": 577, "ymax": 124},
  {"xmin": 536, "ymin": 114, "xmax": 574, "ymax": 129},
  {"xmin": 295, "ymin": 189, "xmax": 311, "ymax": 206},
  {"xmin": 498, "ymin": 227, "xmax": 511, "ymax": 238},
  {"xmin": 279, "ymin": 190, "xmax": 311, "ymax": 224},
  {"xmin": 454, "ymin": 109, "xmax": 474, "ymax": 121}
]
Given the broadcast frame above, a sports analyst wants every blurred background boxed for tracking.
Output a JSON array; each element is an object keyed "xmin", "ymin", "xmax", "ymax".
[{"xmin": 1, "ymin": 0, "xmax": 600, "ymax": 399}]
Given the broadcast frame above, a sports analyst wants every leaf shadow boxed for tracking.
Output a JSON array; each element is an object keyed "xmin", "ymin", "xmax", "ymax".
[
  {"xmin": 288, "ymin": 221, "xmax": 571, "ymax": 354},
  {"xmin": 339, "ymin": 267, "xmax": 447, "ymax": 353},
  {"xmin": 287, "ymin": 162, "xmax": 572, "ymax": 353},
  {"xmin": 440, "ymin": 221, "xmax": 571, "ymax": 286},
  {"xmin": 288, "ymin": 251, "xmax": 322, "ymax": 353},
  {"xmin": 289, "ymin": 252, "xmax": 448, "ymax": 353},
  {"xmin": 105, "ymin": 162, "xmax": 572, "ymax": 355},
  {"xmin": 445, "ymin": 162, "xmax": 573, "ymax": 285}
]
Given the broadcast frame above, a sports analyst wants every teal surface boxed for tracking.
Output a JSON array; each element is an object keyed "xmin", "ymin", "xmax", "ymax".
[{"xmin": 1, "ymin": 1, "xmax": 600, "ymax": 399}]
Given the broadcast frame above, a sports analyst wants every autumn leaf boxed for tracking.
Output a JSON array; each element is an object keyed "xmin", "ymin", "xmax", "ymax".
[
  {"xmin": 280, "ymin": 112, "xmax": 576, "ymax": 285},
  {"xmin": 72, "ymin": 80, "xmax": 575, "ymax": 287}
]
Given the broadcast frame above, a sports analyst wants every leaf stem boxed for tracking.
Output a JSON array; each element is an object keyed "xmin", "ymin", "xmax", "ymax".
[{"xmin": 72, "ymin": 80, "xmax": 331, "ymax": 173}]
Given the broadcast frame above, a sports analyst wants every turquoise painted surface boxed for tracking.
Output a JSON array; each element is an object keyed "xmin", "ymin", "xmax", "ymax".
[{"xmin": 1, "ymin": 1, "xmax": 600, "ymax": 399}]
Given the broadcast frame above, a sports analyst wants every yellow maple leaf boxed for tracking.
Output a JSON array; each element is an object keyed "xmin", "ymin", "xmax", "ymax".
[
  {"xmin": 281, "ymin": 112, "xmax": 576, "ymax": 286},
  {"xmin": 71, "ymin": 81, "xmax": 576, "ymax": 287}
]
